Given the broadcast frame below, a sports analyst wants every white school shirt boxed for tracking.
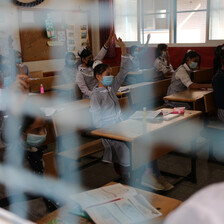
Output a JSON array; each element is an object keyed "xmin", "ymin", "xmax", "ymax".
[{"xmin": 154, "ymin": 56, "xmax": 174, "ymax": 75}]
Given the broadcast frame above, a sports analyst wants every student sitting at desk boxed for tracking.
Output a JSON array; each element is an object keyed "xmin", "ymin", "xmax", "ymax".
[
  {"xmin": 90, "ymin": 36, "xmax": 172, "ymax": 190},
  {"xmin": 76, "ymin": 31, "xmax": 114, "ymax": 99},
  {"xmin": 58, "ymin": 52, "xmax": 78, "ymax": 85},
  {"xmin": 166, "ymin": 50, "xmax": 212, "ymax": 109},
  {"xmin": 90, "ymin": 36, "xmax": 130, "ymax": 183},
  {"xmin": 123, "ymin": 34, "xmax": 151, "ymax": 85},
  {"xmin": 212, "ymin": 48, "xmax": 224, "ymax": 122},
  {"xmin": 154, "ymin": 44, "xmax": 174, "ymax": 80}
]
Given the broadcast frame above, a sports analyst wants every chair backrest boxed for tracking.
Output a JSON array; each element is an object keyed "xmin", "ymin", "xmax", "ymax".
[
  {"xmin": 204, "ymin": 92, "xmax": 217, "ymax": 113},
  {"xmin": 30, "ymin": 70, "xmax": 43, "ymax": 78},
  {"xmin": 118, "ymin": 96, "xmax": 132, "ymax": 117},
  {"xmin": 193, "ymin": 68, "xmax": 214, "ymax": 83},
  {"xmin": 129, "ymin": 78, "xmax": 171, "ymax": 110},
  {"xmin": 43, "ymin": 151, "xmax": 58, "ymax": 178},
  {"xmin": 29, "ymin": 76, "xmax": 56, "ymax": 92}
]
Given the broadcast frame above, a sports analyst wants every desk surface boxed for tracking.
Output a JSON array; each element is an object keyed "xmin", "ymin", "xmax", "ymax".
[
  {"xmin": 163, "ymin": 89, "xmax": 213, "ymax": 102},
  {"xmin": 36, "ymin": 182, "xmax": 182, "ymax": 224},
  {"xmin": 91, "ymin": 109, "xmax": 202, "ymax": 142}
]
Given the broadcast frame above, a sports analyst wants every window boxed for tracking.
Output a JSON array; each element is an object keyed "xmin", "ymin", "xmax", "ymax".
[
  {"xmin": 114, "ymin": 0, "xmax": 222, "ymax": 44},
  {"xmin": 114, "ymin": 0, "xmax": 138, "ymax": 42},
  {"xmin": 141, "ymin": 0, "xmax": 170, "ymax": 44},
  {"xmin": 209, "ymin": 0, "xmax": 224, "ymax": 40},
  {"xmin": 175, "ymin": 0, "xmax": 207, "ymax": 43}
]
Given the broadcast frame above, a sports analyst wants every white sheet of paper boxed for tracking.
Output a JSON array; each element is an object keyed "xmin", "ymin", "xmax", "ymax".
[
  {"xmin": 72, "ymin": 183, "xmax": 137, "ymax": 210},
  {"xmin": 86, "ymin": 194, "xmax": 162, "ymax": 224}
]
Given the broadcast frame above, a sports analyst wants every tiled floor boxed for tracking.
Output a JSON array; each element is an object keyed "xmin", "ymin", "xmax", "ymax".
[{"xmin": 0, "ymin": 137, "xmax": 224, "ymax": 222}]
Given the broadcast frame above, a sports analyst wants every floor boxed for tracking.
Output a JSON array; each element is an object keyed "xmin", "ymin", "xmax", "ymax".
[{"xmin": 0, "ymin": 136, "xmax": 224, "ymax": 222}]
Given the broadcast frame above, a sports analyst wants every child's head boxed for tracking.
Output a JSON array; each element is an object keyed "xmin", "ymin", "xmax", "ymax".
[
  {"xmin": 182, "ymin": 50, "xmax": 201, "ymax": 70},
  {"xmin": 93, "ymin": 63, "xmax": 113, "ymax": 87},
  {"xmin": 78, "ymin": 48, "xmax": 93, "ymax": 67},
  {"xmin": 65, "ymin": 52, "xmax": 76, "ymax": 67},
  {"xmin": 130, "ymin": 45, "xmax": 139, "ymax": 57},
  {"xmin": 156, "ymin": 44, "xmax": 168, "ymax": 58},
  {"xmin": 21, "ymin": 114, "xmax": 47, "ymax": 148}
]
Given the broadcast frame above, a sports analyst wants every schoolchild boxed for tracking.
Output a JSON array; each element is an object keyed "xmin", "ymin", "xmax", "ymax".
[
  {"xmin": 76, "ymin": 31, "xmax": 114, "ymax": 98},
  {"xmin": 154, "ymin": 44, "xmax": 174, "ymax": 80},
  {"xmin": 166, "ymin": 50, "xmax": 212, "ymax": 108}
]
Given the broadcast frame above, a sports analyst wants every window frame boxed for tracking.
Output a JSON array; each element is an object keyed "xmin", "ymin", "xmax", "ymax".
[{"xmin": 114, "ymin": 0, "xmax": 224, "ymax": 47}]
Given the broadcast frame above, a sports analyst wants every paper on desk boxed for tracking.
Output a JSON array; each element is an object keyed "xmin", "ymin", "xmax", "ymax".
[
  {"xmin": 118, "ymin": 87, "xmax": 129, "ymax": 92},
  {"xmin": 130, "ymin": 110, "xmax": 161, "ymax": 120},
  {"xmin": 72, "ymin": 183, "xmax": 137, "ymax": 210},
  {"xmin": 86, "ymin": 194, "xmax": 162, "ymax": 224}
]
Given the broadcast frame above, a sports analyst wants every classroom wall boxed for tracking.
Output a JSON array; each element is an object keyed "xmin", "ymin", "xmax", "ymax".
[
  {"xmin": 103, "ymin": 46, "xmax": 216, "ymax": 69},
  {"xmin": 0, "ymin": 0, "xmax": 101, "ymax": 72}
]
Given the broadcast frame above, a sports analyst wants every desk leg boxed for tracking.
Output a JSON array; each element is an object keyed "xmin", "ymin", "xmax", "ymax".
[{"xmin": 187, "ymin": 140, "xmax": 197, "ymax": 183}]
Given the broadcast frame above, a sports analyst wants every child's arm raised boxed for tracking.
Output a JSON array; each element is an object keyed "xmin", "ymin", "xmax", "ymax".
[{"xmin": 112, "ymin": 36, "xmax": 130, "ymax": 92}]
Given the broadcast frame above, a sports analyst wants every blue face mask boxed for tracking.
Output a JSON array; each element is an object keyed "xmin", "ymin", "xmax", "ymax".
[
  {"xmin": 101, "ymin": 76, "xmax": 114, "ymax": 86},
  {"xmin": 16, "ymin": 58, "xmax": 22, "ymax": 64},
  {"xmin": 26, "ymin": 133, "xmax": 47, "ymax": 147},
  {"xmin": 189, "ymin": 61, "xmax": 198, "ymax": 69},
  {"xmin": 67, "ymin": 60, "xmax": 75, "ymax": 66},
  {"xmin": 3, "ymin": 77, "xmax": 13, "ymax": 88}
]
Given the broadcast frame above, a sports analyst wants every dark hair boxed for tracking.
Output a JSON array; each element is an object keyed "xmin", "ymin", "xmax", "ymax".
[
  {"xmin": 78, "ymin": 48, "xmax": 92, "ymax": 61},
  {"xmin": 94, "ymin": 63, "xmax": 110, "ymax": 78},
  {"xmin": 65, "ymin": 52, "xmax": 76, "ymax": 66},
  {"xmin": 21, "ymin": 115, "xmax": 36, "ymax": 133},
  {"xmin": 182, "ymin": 50, "xmax": 201, "ymax": 66},
  {"xmin": 130, "ymin": 45, "xmax": 138, "ymax": 55},
  {"xmin": 155, "ymin": 44, "xmax": 167, "ymax": 58},
  {"xmin": 214, "ymin": 45, "xmax": 224, "ymax": 72},
  {"xmin": 220, "ymin": 49, "xmax": 224, "ymax": 66}
]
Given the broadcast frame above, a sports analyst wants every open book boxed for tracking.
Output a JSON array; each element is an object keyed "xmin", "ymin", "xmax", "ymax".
[
  {"xmin": 71, "ymin": 183, "xmax": 162, "ymax": 224},
  {"xmin": 130, "ymin": 110, "xmax": 162, "ymax": 120}
]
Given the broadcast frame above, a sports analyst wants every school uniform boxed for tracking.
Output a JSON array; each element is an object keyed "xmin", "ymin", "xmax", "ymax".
[
  {"xmin": 123, "ymin": 48, "xmax": 148, "ymax": 85},
  {"xmin": 212, "ymin": 68, "xmax": 224, "ymax": 122},
  {"xmin": 165, "ymin": 63, "xmax": 193, "ymax": 109},
  {"xmin": 154, "ymin": 55, "xmax": 174, "ymax": 80},
  {"xmin": 90, "ymin": 56, "xmax": 130, "ymax": 167},
  {"xmin": 76, "ymin": 46, "xmax": 108, "ymax": 99}
]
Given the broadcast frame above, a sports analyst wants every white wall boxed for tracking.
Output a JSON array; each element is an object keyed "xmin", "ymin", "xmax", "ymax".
[{"xmin": 0, "ymin": 0, "xmax": 100, "ymax": 72}]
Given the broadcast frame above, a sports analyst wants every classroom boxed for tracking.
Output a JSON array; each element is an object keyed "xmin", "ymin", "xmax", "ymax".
[{"xmin": 0, "ymin": 0, "xmax": 223, "ymax": 223}]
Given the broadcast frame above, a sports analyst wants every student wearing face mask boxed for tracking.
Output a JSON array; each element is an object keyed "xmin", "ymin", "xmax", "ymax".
[
  {"xmin": 123, "ymin": 34, "xmax": 151, "ymax": 85},
  {"xmin": 165, "ymin": 50, "xmax": 212, "ymax": 109},
  {"xmin": 90, "ymin": 37, "xmax": 131, "ymax": 183},
  {"xmin": 76, "ymin": 31, "xmax": 114, "ymax": 99},
  {"xmin": 154, "ymin": 44, "xmax": 174, "ymax": 80},
  {"xmin": 60, "ymin": 52, "xmax": 78, "ymax": 84}
]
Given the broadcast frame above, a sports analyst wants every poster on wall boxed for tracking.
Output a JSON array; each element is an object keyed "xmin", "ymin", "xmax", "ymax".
[{"xmin": 65, "ymin": 12, "xmax": 88, "ymax": 55}]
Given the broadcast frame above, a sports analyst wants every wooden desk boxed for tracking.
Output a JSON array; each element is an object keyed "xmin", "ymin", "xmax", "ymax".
[
  {"xmin": 36, "ymin": 182, "xmax": 182, "ymax": 224},
  {"xmin": 163, "ymin": 89, "xmax": 213, "ymax": 111},
  {"xmin": 92, "ymin": 109, "xmax": 202, "ymax": 181}
]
